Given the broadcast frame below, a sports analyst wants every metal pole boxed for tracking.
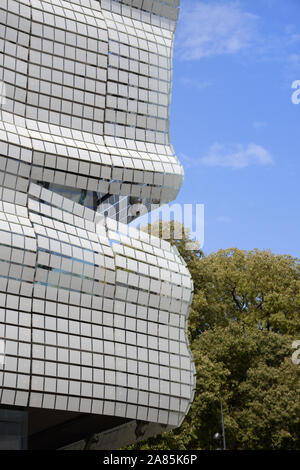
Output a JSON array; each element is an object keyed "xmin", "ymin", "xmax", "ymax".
[{"xmin": 220, "ymin": 397, "xmax": 226, "ymax": 450}]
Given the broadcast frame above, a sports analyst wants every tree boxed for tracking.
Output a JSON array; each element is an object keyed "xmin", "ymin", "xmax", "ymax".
[
  {"xmin": 189, "ymin": 248, "xmax": 300, "ymax": 340},
  {"xmin": 190, "ymin": 324, "xmax": 300, "ymax": 450},
  {"xmin": 125, "ymin": 223, "xmax": 300, "ymax": 450},
  {"xmin": 127, "ymin": 324, "xmax": 300, "ymax": 450}
]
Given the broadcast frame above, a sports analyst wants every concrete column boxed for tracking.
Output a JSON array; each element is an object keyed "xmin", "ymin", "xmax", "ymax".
[{"xmin": 0, "ymin": 408, "xmax": 28, "ymax": 450}]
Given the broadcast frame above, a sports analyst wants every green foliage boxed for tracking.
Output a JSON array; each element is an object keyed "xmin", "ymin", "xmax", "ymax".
[
  {"xmin": 127, "ymin": 324, "xmax": 299, "ymax": 450},
  {"xmin": 189, "ymin": 248, "xmax": 300, "ymax": 339},
  {"xmin": 191, "ymin": 324, "xmax": 299, "ymax": 450},
  {"xmin": 125, "ymin": 222, "xmax": 300, "ymax": 450}
]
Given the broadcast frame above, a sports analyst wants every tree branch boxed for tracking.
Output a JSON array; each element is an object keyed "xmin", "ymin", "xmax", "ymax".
[{"xmin": 231, "ymin": 288, "xmax": 242, "ymax": 311}]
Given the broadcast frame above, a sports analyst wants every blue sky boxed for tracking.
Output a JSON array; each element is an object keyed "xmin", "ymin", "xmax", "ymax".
[{"xmin": 169, "ymin": 0, "xmax": 300, "ymax": 257}]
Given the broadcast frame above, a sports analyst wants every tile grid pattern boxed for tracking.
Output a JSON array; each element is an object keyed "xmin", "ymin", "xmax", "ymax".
[
  {"xmin": 0, "ymin": 0, "xmax": 196, "ymax": 432},
  {"xmin": 1, "ymin": 0, "xmax": 183, "ymax": 209}
]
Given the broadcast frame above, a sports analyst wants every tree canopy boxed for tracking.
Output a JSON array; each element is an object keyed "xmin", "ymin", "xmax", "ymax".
[
  {"xmin": 189, "ymin": 247, "xmax": 300, "ymax": 340},
  {"xmin": 125, "ymin": 221, "xmax": 300, "ymax": 450}
]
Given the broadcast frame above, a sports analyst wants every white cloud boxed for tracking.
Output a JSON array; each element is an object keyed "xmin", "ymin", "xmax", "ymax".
[
  {"xmin": 177, "ymin": 1, "xmax": 260, "ymax": 60},
  {"xmin": 179, "ymin": 153, "xmax": 200, "ymax": 169},
  {"xmin": 285, "ymin": 24, "xmax": 300, "ymax": 45},
  {"xmin": 180, "ymin": 77, "xmax": 212, "ymax": 90},
  {"xmin": 200, "ymin": 143, "xmax": 274, "ymax": 169},
  {"xmin": 253, "ymin": 121, "xmax": 267, "ymax": 129}
]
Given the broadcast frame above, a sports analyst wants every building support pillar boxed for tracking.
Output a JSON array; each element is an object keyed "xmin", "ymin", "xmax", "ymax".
[{"xmin": 0, "ymin": 407, "xmax": 28, "ymax": 450}]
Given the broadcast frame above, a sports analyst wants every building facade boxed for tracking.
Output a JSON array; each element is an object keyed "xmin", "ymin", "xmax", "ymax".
[{"xmin": 0, "ymin": 0, "xmax": 195, "ymax": 449}]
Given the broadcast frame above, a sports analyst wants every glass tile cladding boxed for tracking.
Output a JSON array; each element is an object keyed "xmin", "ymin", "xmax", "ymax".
[{"xmin": 0, "ymin": 0, "xmax": 195, "ymax": 433}]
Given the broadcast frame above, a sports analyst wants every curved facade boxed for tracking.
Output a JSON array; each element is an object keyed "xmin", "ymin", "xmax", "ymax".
[{"xmin": 0, "ymin": 0, "xmax": 195, "ymax": 449}]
